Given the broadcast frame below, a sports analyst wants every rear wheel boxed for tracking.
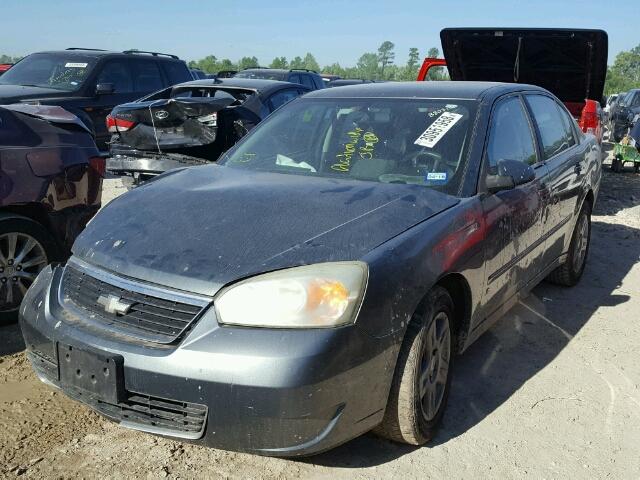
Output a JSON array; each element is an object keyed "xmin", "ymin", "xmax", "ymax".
[
  {"xmin": 546, "ymin": 203, "xmax": 591, "ymax": 287},
  {"xmin": 612, "ymin": 156, "xmax": 623, "ymax": 173},
  {"xmin": 374, "ymin": 286, "xmax": 454, "ymax": 445},
  {"xmin": 0, "ymin": 216, "xmax": 58, "ymax": 324}
]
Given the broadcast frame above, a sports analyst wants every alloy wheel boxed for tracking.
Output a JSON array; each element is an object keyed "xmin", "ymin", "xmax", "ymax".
[
  {"xmin": 572, "ymin": 214, "xmax": 589, "ymax": 273},
  {"xmin": 419, "ymin": 311, "xmax": 451, "ymax": 421},
  {"xmin": 0, "ymin": 232, "xmax": 48, "ymax": 312}
]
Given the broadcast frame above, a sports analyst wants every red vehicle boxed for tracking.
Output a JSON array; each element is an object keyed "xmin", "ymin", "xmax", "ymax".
[
  {"xmin": 417, "ymin": 28, "xmax": 607, "ymax": 143},
  {"xmin": 0, "ymin": 64, "xmax": 12, "ymax": 76}
]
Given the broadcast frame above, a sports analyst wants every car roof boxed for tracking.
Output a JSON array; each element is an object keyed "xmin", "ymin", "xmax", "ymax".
[
  {"xmin": 305, "ymin": 81, "xmax": 547, "ymax": 100},
  {"xmin": 175, "ymin": 78, "xmax": 305, "ymax": 93},
  {"xmin": 32, "ymin": 49, "xmax": 184, "ymax": 61}
]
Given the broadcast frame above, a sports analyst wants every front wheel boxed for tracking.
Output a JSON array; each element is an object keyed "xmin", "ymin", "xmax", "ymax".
[
  {"xmin": 546, "ymin": 203, "xmax": 591, "ymax": 287},
  {"xmin": 374, "ymin": 286, "xmax": 454, "ymax": 445},
  {"xmin": 0, "ymin": 216, "xmax": 59, "ymax": 324}
]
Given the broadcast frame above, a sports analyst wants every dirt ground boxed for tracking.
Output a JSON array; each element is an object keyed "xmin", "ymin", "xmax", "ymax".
[{"xmin": 1, "ymin": 145, "xmax": 639, "ymax": 479}]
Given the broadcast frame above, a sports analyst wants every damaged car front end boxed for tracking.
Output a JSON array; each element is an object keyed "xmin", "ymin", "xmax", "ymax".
[{"xmin": 107, "ymin": 79, "xmax": 309, "ymax": 183}]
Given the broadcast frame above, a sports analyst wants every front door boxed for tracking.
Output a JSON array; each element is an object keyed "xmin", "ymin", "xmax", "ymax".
[{"xmin": 479, "ymin": 95, "xmax": 550, "ymax": 317}]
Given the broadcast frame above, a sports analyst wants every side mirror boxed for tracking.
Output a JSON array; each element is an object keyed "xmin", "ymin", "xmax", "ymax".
[
  {"xmin": 486, "ymin": 159, "xmax": 535, "ymax": 193},
  {"xmin": 96, "ymin": 83, "xmax": 115, "ymax": 95}
]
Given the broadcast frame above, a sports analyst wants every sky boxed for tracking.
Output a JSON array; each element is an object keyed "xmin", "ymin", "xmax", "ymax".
[{"xmin": 1, "ymin": 0, "xmax": 638, "ymax": 67}]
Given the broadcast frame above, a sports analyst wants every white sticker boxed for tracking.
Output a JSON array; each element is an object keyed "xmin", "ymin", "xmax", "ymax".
[
  {"xmin": 414, "ymin": 112, "xmax": 463, "ymax": 148},
  {"xmin": 65, "ymin": 62, "xmax": 88, "ymax": 68},
  {"xmin": 426, "ymin": 172, "xmax": 447, "ymax": 181}
]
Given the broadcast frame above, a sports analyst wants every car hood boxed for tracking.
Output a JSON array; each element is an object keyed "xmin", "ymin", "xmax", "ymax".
[
  {"xmin": 440, "ymin": 28, "xmax": 608, "ymax": 103},
  {"xmin": 72, "ymin": 165, "xmax": 459, "ymax": 296},
  {"xmin": 0, "ymin": 84, "xmax": 72, "ymax": 103}
]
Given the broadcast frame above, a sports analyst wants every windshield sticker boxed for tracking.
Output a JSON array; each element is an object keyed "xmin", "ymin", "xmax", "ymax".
[
  {"xmin": 415, "ymin": 112, "xmax": 463, "ymax": 148},
  {"xmin": 427, "ymin": 104, "xmax": 459, "ymax": 118},
  {"xmin": 65, "ymin": 62, "xmax": 88, "ymax": 68},
  {"xmin": 425, "ymin": 172, "xmax": 447, "ymax": 183}
]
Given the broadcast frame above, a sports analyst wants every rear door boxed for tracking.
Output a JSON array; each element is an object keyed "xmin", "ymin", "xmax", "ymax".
[
  {"xmin": 480, "ymin": 94, "xmax": 550, "ymax": 315},
  {"xmin": 86, "ymin": 59, "xmax": 139, "ymax": 147},
  {"xmin": 524, "ymin": 94, "xmax": 585, "ymax": 267}
]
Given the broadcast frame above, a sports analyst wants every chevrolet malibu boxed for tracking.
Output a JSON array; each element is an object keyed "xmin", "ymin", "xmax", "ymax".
[{"xmin": 20, "ymin": 82, "xmax": 601, "ymax": 456}]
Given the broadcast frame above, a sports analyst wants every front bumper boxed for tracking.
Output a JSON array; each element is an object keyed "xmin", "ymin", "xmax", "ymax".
[{"xmin": 19, "ymin": 264, "xmax": 397, "ymax": 456}]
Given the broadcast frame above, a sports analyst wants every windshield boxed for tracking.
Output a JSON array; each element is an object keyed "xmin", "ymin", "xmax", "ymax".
[
  {"xmin": 235, "ymin": 70, "xmax": 287, "ymax": 81},
  {"xmin": 221, "ymin": 97, "xmax": 478, "ymax": 195},
  {"xmin": 0, "ymin": 53, "xmax": 96, "ymax": 91}
]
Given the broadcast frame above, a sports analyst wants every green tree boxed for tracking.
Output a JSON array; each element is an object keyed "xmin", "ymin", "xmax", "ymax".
[
  {"xmin": 290, "ymin": 56, "xmax": 304, "ymax": 69},
  {"xmin": 238, "ymin": 56, "xmax": 259, "ymax": 71},
  {"xmin": 377, "ymin": 41, "xmax": 395, "ymax": 79},
  {"xmin": 401, "ymin": 47, "xmax": 421, "ymax": 80},
  {"xmin": 218, "ymin": 59, "xmax": 236, "ymax": 72},
  {"xmin": 302, "ymin": 53, "xmax": 320, "ymax": 72},
  {"xmin": 605, "ymin": 44, "xmax": 640, "ymax": 95},
  {"xmin": 427, "ymin": 47, "xmax": 440, "ymax": 58},
  {"xmin": 357, "ymin": 52, "xmax": 379, "ymax": 80},
  {"xmin": 322, "ymin": 62, "xmax": 346, "ymax": 76},
  {"xmin": 269, "ymin": 56, "xmax": 288, "ymax": 69}
]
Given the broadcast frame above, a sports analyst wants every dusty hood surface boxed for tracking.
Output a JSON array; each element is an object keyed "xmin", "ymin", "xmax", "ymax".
[
  {"xmin": 440, "ymin": 28, "xmax": 608, "ymax": 103},
  {"xmin": 73, "ymin": 165, "xmax": 458, "ymax": 296}
]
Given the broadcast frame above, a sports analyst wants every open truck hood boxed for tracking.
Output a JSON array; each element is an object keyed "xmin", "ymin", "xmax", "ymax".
[{"xmin": 440, "ymin": 28, "xmax": 608, "ymax": 104}]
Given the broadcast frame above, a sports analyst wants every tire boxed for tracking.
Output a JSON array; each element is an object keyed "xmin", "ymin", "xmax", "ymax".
[
  {"xmin": 546, "ymin": 202, "xmax": 591, "ymax": 287},
  {"xmin": 612, "ymin": 157, "xmax": 623, "ymax": 173},
  {"xmin": 374, "ymin": 286, "xmax": 454, "ymax": 445},
  {"xmin": 0, "ymin": 215, "xmax": 59, "ymax": 325}
]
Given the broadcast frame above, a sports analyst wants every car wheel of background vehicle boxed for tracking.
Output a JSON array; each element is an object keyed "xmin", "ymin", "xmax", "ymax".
[
  {"xmin": 374, "ymin": 286, "xmax": 454, "ymax": 445},
  {"xmin": 546, "ymin": 202, "xmax": 591, "ymax": 287},
  {"xmin": 0, "ymin": 215, "xmax": 59, "ymax": 325},
  {"xmin": 612, "ymin": 157, "xmax": 623, "ymax": 173}
]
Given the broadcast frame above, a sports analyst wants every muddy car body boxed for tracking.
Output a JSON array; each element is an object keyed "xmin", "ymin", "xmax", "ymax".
[
  {"xmin": 0, "ymin": 104, "xmax": 103, "ymax": 322},
  {"xmin": 21, "ymin": 82, "xmax": 601, "ymax": 455},
  {"xmin": 107, "ymin": 78, "xmax": 310, "ymax": 182}
]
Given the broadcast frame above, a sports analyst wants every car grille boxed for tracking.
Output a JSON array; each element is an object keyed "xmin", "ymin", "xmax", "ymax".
[
  {"xmin": 61, "ymin": 264, "xmax": 209, "ymax": 344},
  {"xmin": 66, "ymin": 387, "xmax": 208, "ymax": 439}
]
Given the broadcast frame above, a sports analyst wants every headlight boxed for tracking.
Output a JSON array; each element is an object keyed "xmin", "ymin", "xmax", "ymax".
[{"xmin": 215, "ymin": 262, "xmax": 368, "ymax": 328}]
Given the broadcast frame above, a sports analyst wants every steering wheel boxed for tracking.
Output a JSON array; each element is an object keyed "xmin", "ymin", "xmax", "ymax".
[{"xmin": 412, "ymin": 150, "xmax": 443, "ymax": 172}]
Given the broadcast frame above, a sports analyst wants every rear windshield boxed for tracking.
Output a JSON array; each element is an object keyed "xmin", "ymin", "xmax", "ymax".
[
  {"xmin": 235, "ymin": 70, "xmax": 287, "ymax": 81},
  {"xmin": 0, "ymin": 53, "xmax": 97, "ymax": 91},
  {"xmin": 221, "ymin": 97, "xmax": 478, "ymax": 196}
]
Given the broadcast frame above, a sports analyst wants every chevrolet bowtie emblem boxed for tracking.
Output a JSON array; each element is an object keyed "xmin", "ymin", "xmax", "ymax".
[{"xmin": 96, "ymin": 294, "xmax": 134, "ymax": 316}]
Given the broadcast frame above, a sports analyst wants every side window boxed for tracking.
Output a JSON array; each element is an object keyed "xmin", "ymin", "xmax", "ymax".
[
  {"xmin": 555, "ymin": 102, "xmax": 577, "ymax": 147},
  {"xmin": 267, "ymin": 89, "xmax": 301, "ymax": 112},
  {"xmin": 299, "ymin": 74, "xmax": 315, "ymax": 89},
  {"xmin": 289, "ymin": 73, "xmax": 301, "ymax": 84},
  {"xmin": 526, "ymin": 95, "xmax": 573, "ymax": 159},
  {"xmin": 162, "ymin": 61, "xmax": 192, "ymax": 86},
  {"xmin": 132, "ymin": 61, "xmax": 164, "ymax": 92},
  {"xmin": 486, "ymin": 96, "xmax": 538, "ymax": 168},
  {"xmin": 96, "ymin": 61, "xmax": 133, "ymax": 93}
]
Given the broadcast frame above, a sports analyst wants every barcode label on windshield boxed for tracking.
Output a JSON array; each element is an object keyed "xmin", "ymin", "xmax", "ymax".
[
  {"xmin": 65, "ymin": 62, "xmax": 88, "ymax": 68},
  {"xmin": 414, "ymin": 112, "xmax": 463, "ymax": 148}
]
